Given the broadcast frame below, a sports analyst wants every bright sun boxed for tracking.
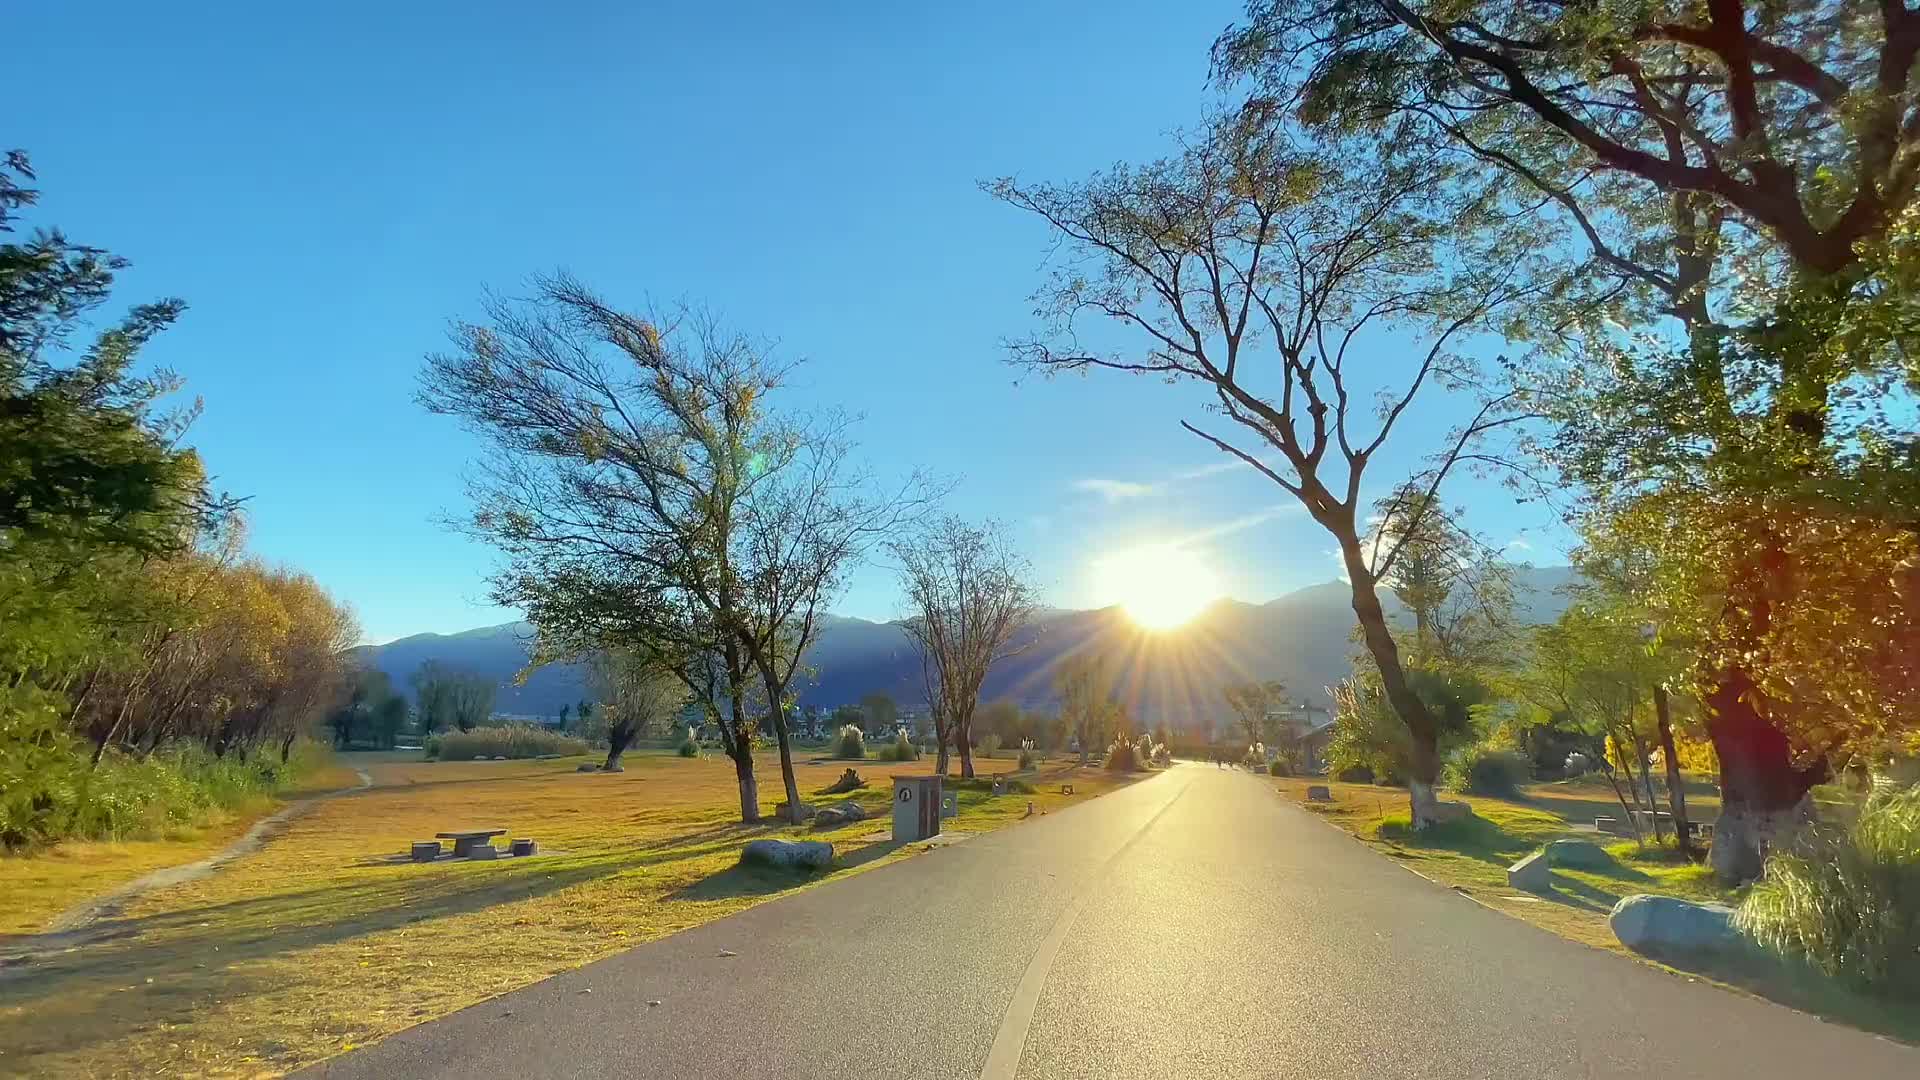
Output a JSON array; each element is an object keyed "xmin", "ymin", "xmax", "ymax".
[{"xmin": 1094, "ymin": 545, "xmax": 1221, "ymax": 630}]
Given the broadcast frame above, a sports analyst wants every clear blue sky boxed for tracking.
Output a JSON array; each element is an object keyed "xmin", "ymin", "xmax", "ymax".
[{"xmin": 13, "ymin": 0, "xmax": 1572, "ymax": 644}]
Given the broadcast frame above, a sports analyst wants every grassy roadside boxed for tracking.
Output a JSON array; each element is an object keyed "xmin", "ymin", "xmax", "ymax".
[
  {"xmin": 0, "ymin": 750, "xmax": 368, "ymax": 936},
  {"xmin": 1272, "ymin": 775, "xmax": 1920, "ymax": 1045},
  {"xmin": 0, "ymin": 750, "xmax": 1134, "ymax": 1078}
]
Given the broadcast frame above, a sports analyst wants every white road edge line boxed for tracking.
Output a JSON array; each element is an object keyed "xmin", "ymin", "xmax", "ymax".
[{"xmin": 978, "ymin": 772, "xmax": 1196, "ymax": 1080}]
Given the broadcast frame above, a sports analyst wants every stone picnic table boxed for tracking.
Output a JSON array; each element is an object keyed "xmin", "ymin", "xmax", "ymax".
[{"xmin": 436, "ymin": 828, "xmax": 508, "ymax": 857}]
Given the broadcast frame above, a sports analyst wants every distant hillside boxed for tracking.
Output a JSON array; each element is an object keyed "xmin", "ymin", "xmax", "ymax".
[{"xmin": 351, "ymin": 567, "xmax": 1580, "ymax": 730}]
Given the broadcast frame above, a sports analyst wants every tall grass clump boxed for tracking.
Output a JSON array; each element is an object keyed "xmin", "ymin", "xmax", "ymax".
[
  {"xmin": 875, "ymin": 728, "xmax": 919, "ymax": 762},
  {"xmin": 677, "ymin": 725, "xmax": 701, "ymax": 758},
  {"xmin": 1103, "ymin": 736, "xmax": 1144, "ymax": 773},
  {"xmin": 1736, "ymin": 786, "xmax": 1920, "ymax": 998},
  {"xmin": 1016, "ymin": 739, "xmax": 1038, "ymax": 771},
  {"xmin": 1445, "ymin": 745, "xmax": 1531, "ymax": 797},
  {"xmin": 830, "ymin": 724, "xmax": 868, "ymax": 760},
  {"xmin": 425, "ymin": 723, "xmax": 589, "ymax": 761},
  {"xmin": 978, "ymin": 733, "xmax": 1002, "ymax": 758}
]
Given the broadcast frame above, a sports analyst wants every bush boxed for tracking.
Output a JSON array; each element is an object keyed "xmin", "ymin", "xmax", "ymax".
[
  {"xmin": 676, "ymin": 726, "xmax": 700, "ymax": 758},
  {"xmin": 1017, "ymin": 746, "xmax": 1038, "ymax": 770},
  {"xmin": 1268, "ymin": 756, "xmax": 1291, "ymax": 777},
  {"xmin": 1737, "ymin": 785, "xmax": 1920, "ymax": 997},
  {"xmin": 830, "ymin": 724, "xmax": 868, "ymax": 760},
  {"xmin": 978, "ymin": 732, "xmax": 1002, "ymax": 758},
  {"xmin": 1445, "ymin": 745, "xmax": 1532, "ymax": 797},
  {"xmin": 424, "ymin": 723, "xmax": 590, "ymax": 761},
  {"xmin": 875, "ymin": 728, "xmax": 919, "ymax": 762},
  {"xmin": 2, "ymin": 698, "xmax": 332, "ymax": 850},
  {"xmin": 1103, "ymin": 737, "xmax": 1143, "ymax": 773}
]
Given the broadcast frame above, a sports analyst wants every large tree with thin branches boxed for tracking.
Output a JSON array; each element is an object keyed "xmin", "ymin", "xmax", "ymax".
[
  {"xmin": 1218, "ymin": 0, "xmax": 1920, "ymax": 878},
  {"xmin": 421, "ymin": 275, "xmax": 918, "ymax": 823},
  {"xmin": 891, "ymin": 517, "xmax": 1038, "ymax": 778},
  {"xmin": 990, "ymin": 115, "xmax": 1540, "ymax": 827}
]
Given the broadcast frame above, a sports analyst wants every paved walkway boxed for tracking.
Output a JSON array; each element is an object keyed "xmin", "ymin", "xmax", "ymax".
[{"xmin": 303, "ymin": 765, "xmax": 1919, "ymax": 1079}]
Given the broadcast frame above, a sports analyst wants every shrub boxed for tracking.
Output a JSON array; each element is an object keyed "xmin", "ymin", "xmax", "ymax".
[
  {"xmin": 1737, "ymin": 785, "xmax": 1920, "ymax": 997},
  {"xmin": 1017, "ymin": 746, "xmax": 1038, "ymax": 770},
  {"xmin": 1, "ymin": 699, "xmax": 332, "ymax": 850},
  {"xmin": 676, "ymin": 726, "xmax": 700, "ymax": 758},
  {"xmin": 1268, "ymin": 756, "xmax": 1291, "ymax": 777},
  {"xmin": 1103, "ymin": 736, "xmax": 1143, "ymax": 772},
  {"xmin": 424, "ymin": 723, "xmax": 589, "ymax": 761},
  {"xmin": 875, "ymin": 728, "xmax": 919, "ymax": 762},
  {"xmin": 1444, "ymin": 745, "xmax": 1532, "ymax": 797},
  {"xmin": 978, "ymin": 733, "xmax": 1002, "ymax": 758},
  {"xmin": 830, "ymin": 724, "xmax": 868, "ymax": 760}
]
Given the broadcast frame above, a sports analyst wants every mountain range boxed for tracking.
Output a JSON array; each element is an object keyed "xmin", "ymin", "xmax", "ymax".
[{"xmin": 351, "ymin": 567, "xmax": 1578, "ymax": 729}]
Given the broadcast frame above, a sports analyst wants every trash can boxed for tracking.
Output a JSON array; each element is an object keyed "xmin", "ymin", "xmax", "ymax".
[{"xmin": 892, "ymin": 775, "xmax": 943, "ymax": 842}]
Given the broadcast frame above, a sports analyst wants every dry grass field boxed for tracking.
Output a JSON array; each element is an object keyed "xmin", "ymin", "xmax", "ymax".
[{"xmin": 0, "ymin": 749, "xmax": 1133, "ymax": 1078}]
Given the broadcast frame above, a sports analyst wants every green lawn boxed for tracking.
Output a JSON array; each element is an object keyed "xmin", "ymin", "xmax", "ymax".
[{"xmin": 1274, "ymin": 776, "xmax": 1920, "ymax": 1046}]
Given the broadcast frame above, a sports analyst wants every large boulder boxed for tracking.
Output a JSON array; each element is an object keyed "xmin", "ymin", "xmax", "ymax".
[
  {"xmin": 1546, "ymin": 838, "xmax": 1613, "ymax": 869},
  {"xmin": 740, "ymin": 839, "xmax": 834, "ymax": 871},
  {"xmin": 813, "ymin": 801, "xmax": 867, "ymax": 827},
  {"xmin": 1609, "ymin": 895, "xmax": 1742, "ymax": 957}
]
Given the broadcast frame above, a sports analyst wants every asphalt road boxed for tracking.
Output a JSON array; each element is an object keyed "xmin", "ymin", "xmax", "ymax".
[{"xmin": 303, "ymin": 764, "xmax": 1918, "ymax": 1079}]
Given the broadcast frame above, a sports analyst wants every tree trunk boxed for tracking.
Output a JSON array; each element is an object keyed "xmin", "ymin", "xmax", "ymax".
[
  {"xmin": 723, "ymin": 678, "xmax": 760, "ymax": 824},
  {"xmin": 734, "ymin": 750, "xmax": 760, "ymax": 823},
  {"xmin": 279, "ymin": 730, "xmax": 297, "ymax": 765},
  {"xmin": 1704, "ymin": 665, "xmax": 1824, "ymax": 883},
  {"xmin": 760, "ymin": 670, "xmax": 804, "ymax": 824},
  {"xmin": 956, "ymin": 714, "xmax": 975, "ymax": 779},
  {"xmin": 1653, "ymin": 685, "xmax": 1697, "ymax": 859},
  {"xmin": 1338, "ymin": 539, "xmax": 1442, "ymax": 828},
  {"xmin": 1629, "ymin": 724, "xmax": 1665, "ymax": 845},
  {"xmin": 604, "ymin": 721, "xmax": 636, "ymax": 771}
]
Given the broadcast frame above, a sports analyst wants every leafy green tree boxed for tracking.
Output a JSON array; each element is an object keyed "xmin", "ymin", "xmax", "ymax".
[
  {"xmin": 557, "ymin": 703, "xmax": 571, "ymax": 732},
  {"xmin": 588, "ymin": 648, "xmax": 686, "ymax": 771},
  {"xmin": 1218, "ymin": 0, "xmax": 1920, "ymax": 878},
  {"xmin": 422, "ymin": 275, "xmax": 925, "ymax": 824},
  {"xmin": 1055, "ymin": 653, "xmax": 1117, "ymax": 766},
  {"xmin": 859, "ymin": 692, "xmax": 899, "ymax": 735},
  {"xmin": 1223, "ymin": 681, "xmax": 1287, "ymax": 751}
]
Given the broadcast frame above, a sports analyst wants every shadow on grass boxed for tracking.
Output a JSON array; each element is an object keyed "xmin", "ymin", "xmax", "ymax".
[
  {"xmin": 1646, "ymin": 945, "xmax": 1920, "ymax": 1047},
  {"xmin": 0, "ymin": 852, "xmax": 647, "ymax": 1066},
  {"xmin": 665, "ymin": 838, "xmax": 908, "ymax": 903}
]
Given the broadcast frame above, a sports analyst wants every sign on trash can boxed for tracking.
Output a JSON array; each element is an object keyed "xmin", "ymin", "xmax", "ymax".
[{"xmin": 892, "ymin": 775, "xmax": 943, "ymax": 842}]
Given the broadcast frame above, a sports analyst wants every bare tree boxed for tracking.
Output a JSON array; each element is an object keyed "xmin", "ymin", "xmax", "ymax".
[
  {"xmin": 1054, "ymin": 652, "xmax": 1116, "ymax": 767},
  {"xmin": 991, "ymin": 113, "xmax": 1540, "ymax": 828},
  {"xmin": 891, "ymin": 517, "xmax": 1038, "ymax": 778},
  {"xmin": 733, "ymin": 424, "xmax": 932, "ymax": 819}
]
